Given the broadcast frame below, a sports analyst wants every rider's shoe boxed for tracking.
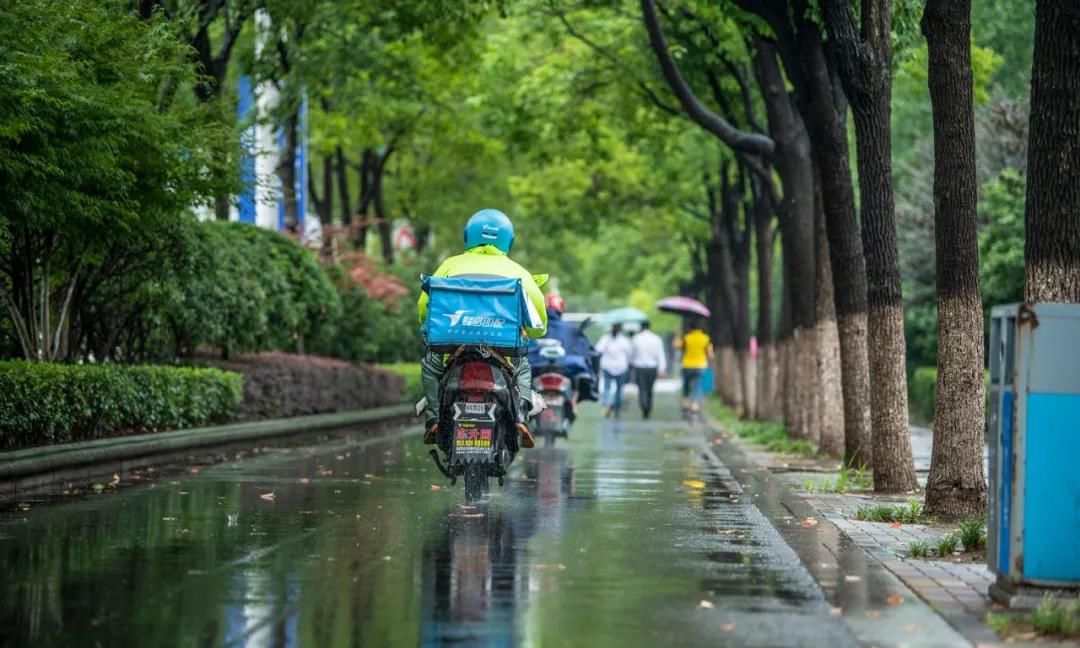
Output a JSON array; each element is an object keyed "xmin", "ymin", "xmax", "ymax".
[
  {"xmin": 517, "ymin": 422, "xmax": 535, "ymax": 449},
  {"xmin": 423, "ymin": 419, "xmax": 438, "ymax": 445}
]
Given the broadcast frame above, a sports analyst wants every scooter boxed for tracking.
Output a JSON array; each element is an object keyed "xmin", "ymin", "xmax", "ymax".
[{"xmin": 529, "ymin": 340, "xmax": 575, "ymax": 448}]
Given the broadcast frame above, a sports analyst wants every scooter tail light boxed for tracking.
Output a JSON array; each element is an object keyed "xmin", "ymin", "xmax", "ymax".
[
  {"xmin": 459, "ymin": 362, "xmax": 496, "ymax": 391},
  {"xmin": 538, "ymin": 373, "xmax": 570, "ymax": 392}
]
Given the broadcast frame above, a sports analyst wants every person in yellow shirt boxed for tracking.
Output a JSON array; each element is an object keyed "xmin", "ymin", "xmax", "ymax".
[{"xmin": 673, "ymin": 319, "xmax": 714, "ymax": 414}]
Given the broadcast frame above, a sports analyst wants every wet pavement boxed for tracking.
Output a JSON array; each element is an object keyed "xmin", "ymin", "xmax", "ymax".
[{"xmin": 1, "ymin": 395, "xmax": 948, "ymax": 647}]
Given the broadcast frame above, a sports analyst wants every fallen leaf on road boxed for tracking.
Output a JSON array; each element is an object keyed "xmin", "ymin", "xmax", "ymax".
[
  {"xmin": 887, "ymin": 593, "xmax": 904, "ymax": 607},
  {"xmin": 720, "ymin": 623, "xmax": 735, "ymax": 632},
  {"xmin": 162, "ymin": 517, "xmax": 177, "ymax": 521},
  {"xmin": 682, "ymin": 480, "xmax": 706, "ymax": 489},
  {"xmin": 336, "ymin": 455, "xmax": 345, "ymax": 460},
  {"xmin": 297, "ymin": 478, "xmax": 310, "ymax": 484},
  {"xmin": 381, "ymin": 556, "xmax": 392, "ymax": 561},
  {"xmin": 260, "ymin": 492, "xmax": 276, "ymax": 501},
  {"xmin": 800, "ymin": 517, "xmax": 819, "ymax": 528},
  {"xmin": 890, "ymin": 522, "xmax": 902, "ymax": 529},
  {"xmin": 698, "ymin": 600, "xmax": 715, "ymax": 609},
  {"xmin": 109, "ymin": 473, "xmax": 120, "ymax": 488},
  {"xmin": 430, "ymin": 484, "xmax": 442, "ymax": 491},
  {"xmin": 713, "ymin": 438, "xmax": 724, "ymax": 445},
  {"xmin": 533, "ymin": 564, "xmax": 566, "ymax": 571},
  {"xmin": 364, "ymin": 473, "xmax": 377, "ymax": 479},
  {"xmin": 829, "ymin": 607, "xmax": 843, "ymax": 616},
  {"xmin": 189, "ymin": 467, "xmax": 200, "ymax": 474}
]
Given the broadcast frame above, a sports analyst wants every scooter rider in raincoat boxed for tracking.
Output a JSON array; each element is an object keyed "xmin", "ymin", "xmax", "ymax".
[
  {"xmin": 417, "ymin": 209, "xmax": 548, "ymax": 449},
  {"xmin": 527, "ymin": 293, "xmax": 597, "ymax": 422}
]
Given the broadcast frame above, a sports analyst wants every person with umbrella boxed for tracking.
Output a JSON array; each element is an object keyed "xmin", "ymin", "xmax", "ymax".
[
  {"xmin": 656, "ymin": 297, "xmax": 714, "ymax": 417},
  {"xmin": 674, "ymin": 318, "xmax": 714, "ymax": 417}
]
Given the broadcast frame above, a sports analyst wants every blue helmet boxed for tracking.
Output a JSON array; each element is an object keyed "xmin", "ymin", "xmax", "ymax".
[{"xmin": 464, "ymin": 209, "xmax": 515, "ymax": 253}]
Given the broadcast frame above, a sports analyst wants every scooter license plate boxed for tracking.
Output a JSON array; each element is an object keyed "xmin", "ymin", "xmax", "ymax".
[{"xmin": 454, "ymin": 423, "xmax": 492, "ymax": 454}]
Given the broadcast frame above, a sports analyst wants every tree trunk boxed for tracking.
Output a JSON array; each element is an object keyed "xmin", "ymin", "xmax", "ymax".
[
  {"xmin": 753, "ymin": 40, "xmax": 818, "ymax": 442},
  {"xmin": 705, "ymin": 236, "xmax": 737, "ymax": 407},
  {"xmin": 754, "ymin": 188, "xmax": 777, "ymax": 420},
  {"xmin": 857, "ymin": 89, "xmax": 917, "ymax": 491},
  {"xmin": 794, "ymin": 20, "xmax": 873, "ymax": 466},
  {"xmin": 922, "ymin": 0, "xmax": 988, "ymax": 518},
  {"xmin": 278, "ymin": 112, "xmax": 300, "ymax": 234},
  {"xmin": 821, "ymin": 0, "xmax": 917, "ymax": 492},
  {"xmin": 1024, "ymin": 0, "xmax": 1080, "ymax": 302},
  {"xmin": 777, "ymin": 250, "xmax": 795, "ymax": 425},
  {"xmin": 374, "ymin": 165, "xmax": 394, "ymax": 265},
  {"xmin": 815, "ymin": 174, "xmax": 845, "ymax": 456},
  {"xmin": 353, "ymin": 148, "xmax": 375, "ymax": 249},
  {"xmin": 335, "ymin": 148, "xmax": 351, "ymax": 226},
  {"xmin": 734, "ymin": 191, "xmax": 754, "ymax": 419}
]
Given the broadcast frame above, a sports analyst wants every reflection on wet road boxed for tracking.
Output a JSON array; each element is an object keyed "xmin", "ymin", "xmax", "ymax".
[{"xmin": 0, "ymin": 399, "xmax": 858, "ymax": 647}]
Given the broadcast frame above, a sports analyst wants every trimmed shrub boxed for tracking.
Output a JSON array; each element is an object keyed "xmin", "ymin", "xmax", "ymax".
[
  {"xmin": 908, "ymin": 366, "xmax": 991, "ymax": 425},
  {"xmin": 0, "ymin": 361, "xmax": 242, "ymax": 449},
  {"xmin": 910, "ymin": 366, "xmax": 938, "ymax": 424},
  {"xmin": 209, "ymin": 352, "xmax": 404, "ymax": 420},
  {"xmin": 312, "ymin": 264, "xmax": 423, "ymax": 364}
]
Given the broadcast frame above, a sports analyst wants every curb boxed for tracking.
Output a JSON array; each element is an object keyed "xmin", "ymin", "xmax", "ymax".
[
  {"xmin": 0, "ymin": 405, "xmax": 415, "ymax": 488},
  {"xmin": 702, "ymin": 411, "xmax": 1003, "ymax": 647}
]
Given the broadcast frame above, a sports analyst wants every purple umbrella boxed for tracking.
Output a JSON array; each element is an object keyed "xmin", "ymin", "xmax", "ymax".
[{"xmin": 656, "ymin": 296, "xmax": 711, "ymax": 318}]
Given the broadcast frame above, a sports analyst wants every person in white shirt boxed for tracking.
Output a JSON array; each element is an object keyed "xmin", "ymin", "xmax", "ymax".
[
  {"xmin": 631, "ymin": 321, "xmax": 667, "ymax": 419},
  {"xmin": 595, "ymin": 324, "xmax": 634, "ymax": 418}
]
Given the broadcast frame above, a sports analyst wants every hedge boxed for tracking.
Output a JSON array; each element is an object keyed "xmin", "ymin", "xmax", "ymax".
[
  {"xmin": 0, "ymin": 361, "xmax": 242, "ymax": 449},
  {"xmin": 909, "ymin": 366, "xmax": 991, "ymax": 426},
  {"xmin": 208, "ymin": 352, "xmax": 404, "ymax": 420}
]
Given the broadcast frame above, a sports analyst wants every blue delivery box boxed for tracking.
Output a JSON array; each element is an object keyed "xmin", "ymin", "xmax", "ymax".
[{"xmin": 421, "ymin": 275, "xmax": 529, "ymax": 353}]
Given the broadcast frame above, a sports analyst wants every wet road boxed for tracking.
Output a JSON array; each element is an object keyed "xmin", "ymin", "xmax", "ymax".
[{"xmin": 1, "ymin": 395, "xmax": 861, "ymax": 647}]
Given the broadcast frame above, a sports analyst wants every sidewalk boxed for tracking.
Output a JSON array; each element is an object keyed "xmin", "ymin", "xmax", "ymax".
[{"xmin": 707, "ymin": 418, "xmax": 1057, "ymax": 647}]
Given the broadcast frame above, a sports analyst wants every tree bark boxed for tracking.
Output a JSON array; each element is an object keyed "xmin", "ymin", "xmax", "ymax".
[
  {"xmin": 754, "ymin": 185, "xmax": 777, "ymax": 420},
  {"xmin": 374, "ymin": 164, "xmax": 394, "ymax": 265},
  {"xmin": 820, "ymin": 0, "xmax": 917, "ymax": 491},
  {"xmin": 753, "ymin": 40, "xmax": 818, "ymax": 442},
  {"xmin": 354, "ymin": 149, "xmax": 375, "ymax": 249},
  {"xmin": 335, "ymin": 148, "xmax": 352, "ymax": 227},
  {"xmin": 792, "ymin": 17, "xmax": 873, "ymax": 466},
  {"xmin": 815, "ymin": 172, "xmax": 845, "ymax": 457},
  {"xmin": 922, "ymin": 0, "xmax": 988, "ymax": 519},
  {"xmin": 1024, "ymin": 0, "xmax": 1080, "ymax": 302},
  {"xmin": 278, "ymin": 112, "xmax": 300, "ymax": 234}
]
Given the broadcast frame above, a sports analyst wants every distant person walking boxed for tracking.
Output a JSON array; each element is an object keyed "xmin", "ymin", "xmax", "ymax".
[
  {"xmin": 674, "ymin": 319, "xmax": 714, "ymax": 416},
  {"xmin": 631, "ymin": 321, "xmax": 666, "ymax": 419},
  {"xmin": 596, "ymin": 324, "xmax": 633, "ymax": 418}
]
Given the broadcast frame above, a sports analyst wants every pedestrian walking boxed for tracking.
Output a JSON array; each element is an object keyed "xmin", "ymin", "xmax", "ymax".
[
  {"xmin": 595, "ymin": 324, "xmax": 633, "ymax": 418},
  {"xmin": 631, "ymin": 320, "xmax": 666, "ymax": 419},
  {"xmin": 673, "ymin": 319, "xmax": 714, "ymax": 417}
]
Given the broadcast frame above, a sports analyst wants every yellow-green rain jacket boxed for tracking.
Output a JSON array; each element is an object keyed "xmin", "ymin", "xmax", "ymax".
[{"xmin": 417, "ymin": 245, "xmax": 548, "ymax": 338}]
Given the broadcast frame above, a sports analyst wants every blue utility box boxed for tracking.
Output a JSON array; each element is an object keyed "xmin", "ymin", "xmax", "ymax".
[{"xmin": 988, "ymin": 303, "xmax": 1080, "ymax": 603}]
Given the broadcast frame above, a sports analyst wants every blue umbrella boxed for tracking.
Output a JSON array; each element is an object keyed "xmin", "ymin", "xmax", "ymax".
[{"xmin": 600, "ymin": 307, "xmax": 649, "ymax": 325}]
